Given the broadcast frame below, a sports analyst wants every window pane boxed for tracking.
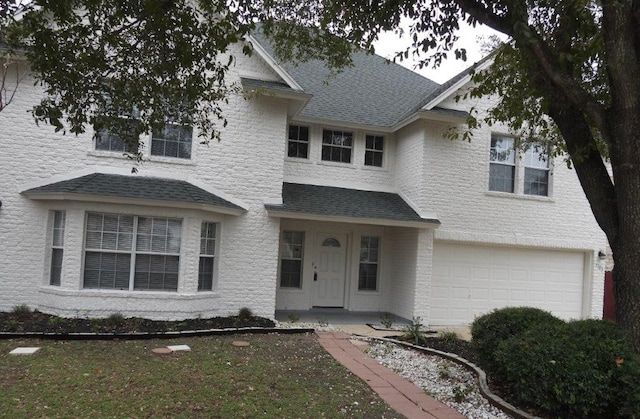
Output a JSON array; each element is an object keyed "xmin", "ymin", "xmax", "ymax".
[
  {"xmin": 524, "ymin": 168, "xmax": 549, "ymax": 196},
  {"xmin": 50, "ymin": 248, "xmax": 63, "ymax": 286},
  {"xmin": 359, "ymin": 236, "xmax": 379, "ymax": 290},
  {"xmin": 280, "ymin": 231, "xmax": 304, "ymax": 288},
  {"xmin": 198, "ymin": 257, "xmax": 214, "ymax": 291},
  {"xmin": 151, "ymin": 124, "xmax": 192, "ymax": 159},
  {"xmin": 489, "ymin": 163, "xmax": 515, "ymax": 193},
  {"xmin": 525, "ymin": 144, "xmax": 549, "ymax": 169},
  {"xmin": 490, "ymin": 135, "xmax": 515, "ymax": 163},
  {"xmin": 322, "ymin": 129, "xmax": 352, "ymax": 163}
]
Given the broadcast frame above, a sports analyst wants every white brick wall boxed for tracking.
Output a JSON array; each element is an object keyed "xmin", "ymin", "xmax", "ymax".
[
  {"xmin": 0, "ymin": 46, "xmax": 287, "ymax": 320},
  {"xmin": 283, "ymin": 125, "xmax": 396, "ymax": 191},
  {"xmin": 0, "ymin": 50, "xmax": 608, "ymax": 323}
]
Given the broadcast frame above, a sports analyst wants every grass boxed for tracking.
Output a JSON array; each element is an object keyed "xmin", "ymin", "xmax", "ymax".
[{"xmin": 0, "ymin": 333, "xmax": 400, "ymax": 418}]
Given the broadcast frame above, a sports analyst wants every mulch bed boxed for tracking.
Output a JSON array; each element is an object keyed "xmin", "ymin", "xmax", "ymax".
[{"xmin": 0, "ymin": 310, "xmax": 275, "ymax": 334}]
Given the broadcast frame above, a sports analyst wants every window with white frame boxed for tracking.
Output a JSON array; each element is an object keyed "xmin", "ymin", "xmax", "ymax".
[
  {"xmin": 151, "ymin": 124, "xmax": 193, "ymax": 159},
  {"xmin": 489, "ymin": 135, "xmax": 516, "ymax": 193},
  {"xmin": 94, "ymin": 105, "xmax": 140, "ymax": 153},
  {"xmin": 49, "ymin": 210, "xmax": 66, "ymax": 286},
  {"xmin": 83, "ymin": 213, "xmax": 182, "ymax": 291},
  {"xmin": 322, "ymin": 129, "xmax": 353, "ymax": 163},
  {"xmin": 198, "ymin": 222, "xmax": 217, "ymax": 291},
  {"xmin": 364, "ymin": 135, "xmax": 384, "ymax": 167},
  {"xmin": 524, "ymin": 144, "xmax": 550, "ymax": 196},
  {"xmin": 279, "ymin": 231, "xmax": 304, "ymax": 288},
  {"xmin": 287, "ymin": 125, "xmax": 309, "ymax": 158},
  {"xmin": 358, "ymin": 236, "xmax": 380, "ymax": 291}
]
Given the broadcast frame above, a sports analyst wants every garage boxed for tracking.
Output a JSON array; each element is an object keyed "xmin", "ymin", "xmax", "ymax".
[{"xmin": 430, "ymin": 243, "xmax": 586, "ymax": 325}]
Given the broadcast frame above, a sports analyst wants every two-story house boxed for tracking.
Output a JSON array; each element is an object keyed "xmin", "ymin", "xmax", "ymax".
[{"xmin": 0, "ymin": 32, "xmax": 608, "ymax": 325}]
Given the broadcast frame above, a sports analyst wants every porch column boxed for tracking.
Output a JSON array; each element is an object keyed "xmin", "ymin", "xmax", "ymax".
[{"xmin": 412, "ymin": 228, "xmax": 434, "ymax": 324}]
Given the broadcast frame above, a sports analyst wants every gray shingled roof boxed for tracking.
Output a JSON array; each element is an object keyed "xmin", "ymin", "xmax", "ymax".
[
  {"xmin": 22, "ymin": 173, "xmax": 244, "ymax": 212},
  {"xmin": 251, "ymin": 30, "xmax": 441, "ymax": 127},
  {"xmin": 265, "ymin": 183, "xmax": 438, "ymax": 225}
]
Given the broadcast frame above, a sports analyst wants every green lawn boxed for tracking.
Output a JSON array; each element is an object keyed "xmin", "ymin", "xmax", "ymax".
[{"xmin": 0, "ymin": 333, "xmax": 401, "ymax": 418}]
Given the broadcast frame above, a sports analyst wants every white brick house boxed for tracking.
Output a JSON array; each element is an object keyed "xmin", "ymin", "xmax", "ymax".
[{"xmin": 0, "ymin": 34, "xmax": 608, "ymax": 324}]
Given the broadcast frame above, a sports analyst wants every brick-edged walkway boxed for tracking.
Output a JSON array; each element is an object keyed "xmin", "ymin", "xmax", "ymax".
[{"xmin": 317, "ymin": 332, "xmax": 465, "ymax": 419}]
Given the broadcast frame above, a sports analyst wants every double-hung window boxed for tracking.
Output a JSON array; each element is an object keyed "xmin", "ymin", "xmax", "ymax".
[
  {"xmin": 83, "ymin": 213, "xmax": 182, "ymax": 291},
  {"xmin": 364, "ymin": 135, "xmax": 384, "ymax": 167},
  {"xmin": 198, "ymin": 222, "xmax": 217, "ymax": 291},
  {"xmin": 151, "ymin": 124, "xmax": 193, "ymax": 159},
  {"xmin": 49, "ymin": 211, "xmax": 66, "ymax": 286},
  {"xmin": 287, "ymin": 125, "xmax": 309, "ymax": 158},
  {"xmin": 322, "ymin": 129, "xmax": 353, "ymax": 163},
  {"xmin": 94, "ymin": 106, "xmax": 140, "ymax": 153},
  {"xmin": 524, "ymin": 145, "xmax": 550, "ymax": 196},
  {"xmin": 358, "ymin": 236, "xmax": 380, "ymax": 291},
  {"xmin": 279, "ymin": 231, "xmax": 304, "ymax": 288},
  {"xmin": 489, "ymin": 135, "xmax": 516, "ymax": 193}
]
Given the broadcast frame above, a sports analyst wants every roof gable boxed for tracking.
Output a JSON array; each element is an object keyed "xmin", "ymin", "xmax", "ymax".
[{"xmin": 250, "ymin": 30, "xmax": 441, "ymax": 128}]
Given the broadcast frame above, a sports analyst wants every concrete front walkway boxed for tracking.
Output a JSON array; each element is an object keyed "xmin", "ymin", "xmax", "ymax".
[{"xmin": 317, "ymin": 332, "xmax": 465, "ymax": 419}]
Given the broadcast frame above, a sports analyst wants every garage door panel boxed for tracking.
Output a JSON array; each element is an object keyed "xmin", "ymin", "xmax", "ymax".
[{"xmin": 431, "ymin": 243, "xmax": 584, "ymax": 325}]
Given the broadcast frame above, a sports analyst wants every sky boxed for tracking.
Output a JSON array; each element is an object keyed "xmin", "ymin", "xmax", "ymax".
[{"xmin": 372, "ymin": 20, "xmax": 505, "ymax": 84}]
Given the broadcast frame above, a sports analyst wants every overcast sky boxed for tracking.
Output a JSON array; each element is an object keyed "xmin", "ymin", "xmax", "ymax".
[{"xmin": 372, "ymin": 20, "xmax": 505, "ymax": 84}]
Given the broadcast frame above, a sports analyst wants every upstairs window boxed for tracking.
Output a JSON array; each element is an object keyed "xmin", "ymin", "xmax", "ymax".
[
  {"xmin": 364, "ymin": 135, "xmax": 384, "ymax": 167},
  {"xmin": 279, "ymin": 231, "xmax": 304, "ymax": 288},
  {"xmin": 524, "ymin": 144, "xmax": 550, "ymax": 196},
  {"xmin": 49, "ymin": 211, "xmax": 66, "ymax": 286},
  {"xmin": 489, "ymin": 135, "xmax": 516, "ymax": 193},
  {"xmin": 322, "ymin": 129, "xmax": 352, "ymax": 163},
  {"xmin": 287, "ymin": 125, "xmax": 309, "ymax": 158},
  {"xmin": 151, "ymin": 124, "xmax": 193, "ymax": 159}
]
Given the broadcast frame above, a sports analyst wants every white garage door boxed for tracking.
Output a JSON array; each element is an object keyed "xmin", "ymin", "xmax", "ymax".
[{"xmin": 430, "ymin": 243, "xmax": 585, "ymax": 325}]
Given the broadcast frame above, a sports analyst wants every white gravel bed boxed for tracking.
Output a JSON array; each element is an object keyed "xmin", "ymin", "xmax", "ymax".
[
  {"xmin": 366, "ymin": 340, "xmax": 512, "ymax": 419},
  {"xmin": 275, "ymin": 320, "xmax": 341, "ymax": 332}
]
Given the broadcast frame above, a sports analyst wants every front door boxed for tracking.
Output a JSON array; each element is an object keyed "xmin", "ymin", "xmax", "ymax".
[{"xmin": 312, "ymin": 233, "xmax": 347, "ymax": 307}]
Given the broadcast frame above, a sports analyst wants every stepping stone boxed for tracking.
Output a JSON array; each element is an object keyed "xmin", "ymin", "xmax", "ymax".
[
  {"xmin": 151, "ymin": 347, "xmax": 173, "ymax": 355},
  {"xmin": 10, "ymin": 347, "xmax": 40, "ymax": 355},
  {"xmin": 167, "ymin": 345, "xmax": 191, "ymax": 352},
  {"xmin": 232, "ymin": 341, "xmax": 250, "ymax": 347}
]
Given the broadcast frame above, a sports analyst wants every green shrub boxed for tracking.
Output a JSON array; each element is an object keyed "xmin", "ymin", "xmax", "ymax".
[
  {"xmin": 494, "ymin": 319, "xmax": 637, "ymax": 418},
  {"xmin": 380, "ymin": 312, "xmax": 394, "ymax": 329},
  {"xmin": 238, "ymin": 307, "xmax": 253, "ymax": 320},
  {"xmin": 11, "ymin": 304, "xmax": 32, "ymax": 315},
  {"xmin": 615, "ymin": 354, "xmax": 640, "ymax": 418},
  {"xmin": 470, "ymin": 306, "xmax": 563, "ymax": 371},
  {"xmin": 402, "ymin": 317, "xmax": 426, "ymax": 345}
]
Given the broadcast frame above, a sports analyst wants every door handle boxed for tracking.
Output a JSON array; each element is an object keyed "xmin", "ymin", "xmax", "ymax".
[{"xmin": 314, "ymin": 272, "xmax": 318, "ymax": 281}]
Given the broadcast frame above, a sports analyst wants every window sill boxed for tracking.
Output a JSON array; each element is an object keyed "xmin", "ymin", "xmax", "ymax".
[
  {"xmin": 277, "ymin": 287, "xmax": 304, "ymax": 293},
  {"xmin": 148, "ymin": 155, "xmax": 197, "ymax": 166},
  {"xmin": 485, "ymin": 191, "xmax": 554, "ymax": 202},
  {"xmin": 354, "ymin": 290, "xmax": 380, "ymax": 295},
  {"xmin": 284, "ymin": 157, "xmax": 312, "ymax": 164},
  {"xmin": 317, "ymin": 160, "xmax": 357, "ymax": 169},
  {"xmin": 361, "ymin": 164, "xmax": 387, "ymax": 172},
  {"xmin": 39, "ymin": 286, "xmax": 220, "ymax": 299}
]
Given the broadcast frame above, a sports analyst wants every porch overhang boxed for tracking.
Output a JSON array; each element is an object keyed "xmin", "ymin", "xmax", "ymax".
[
  {"xmin": 21, "ymin": 173, "xmax": 247, "ymax": 216},
  {"xmin": 265, "ymin": 183, "xmax": 439, "ymax": 229}
]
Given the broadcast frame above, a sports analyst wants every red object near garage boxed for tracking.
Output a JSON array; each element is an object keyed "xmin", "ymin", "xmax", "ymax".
[{"xmin": 603, "ymin": 271, "xmax": 616, "ymax": 322}]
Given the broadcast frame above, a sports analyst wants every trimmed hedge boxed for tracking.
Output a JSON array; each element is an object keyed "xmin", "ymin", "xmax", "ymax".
[
  {"xmin": 494, "ymin": 319, "xmax": 639, "ymax": 418},
  {"xmin": 470, "ymin": 306, "xmax": 564, "ymax": 373}
]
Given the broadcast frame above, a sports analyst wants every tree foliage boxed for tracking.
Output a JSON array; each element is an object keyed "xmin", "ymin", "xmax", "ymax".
[{"xmin": 1, "ymin": 0, "xmax": 260, "ymax": 158}]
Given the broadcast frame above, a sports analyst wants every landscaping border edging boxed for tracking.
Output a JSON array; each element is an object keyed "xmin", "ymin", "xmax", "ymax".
[
  {"xmin": 0, "ymin": 327, "xmax": 315, "ymax": 340},
  {"xmin": 355, "ymin": 335, "xmax": 541, "ymax": 419}
]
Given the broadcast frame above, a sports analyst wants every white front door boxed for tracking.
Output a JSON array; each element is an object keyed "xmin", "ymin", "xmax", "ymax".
[{"xmin": 312, "ymin": 233, "xmax": 347, "ymax": 307}]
